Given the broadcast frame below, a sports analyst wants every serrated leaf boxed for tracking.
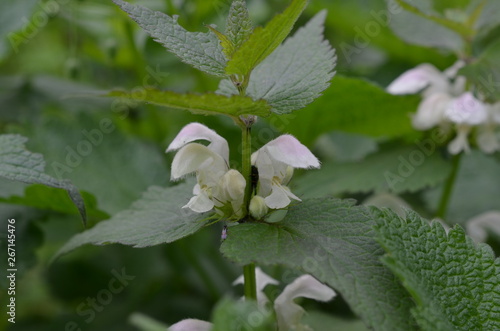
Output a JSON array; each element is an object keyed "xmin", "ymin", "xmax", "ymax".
[
  {"xmin": 221, "ymin": 198, "xmax": 417, "ymax": 330},
  {"xmin": 460, "ymin": 39, "xmax": 500, "ymax": 101},
  {"xmin": 219, "ymin": 10, "xmax": 336, "ymax": 114},
  {"xmin": 374, "ymin": 209, "xmax": 500, "ymax": 330},
  {"xmin": 225, "ymin": 0, "xmax": 308, "ymax": 77},
  {"xmin": 268, "ymin": 76, "xmax": 420, "ymax": 145},
  {"xmin": 225, "ymin": 0, "xmax": 253, "ymax": 51},
  {"xmin": 53, "ymin": 182, "xmax": 208, "ymax": 260},
  {"xmin": 0, "ymin": 134, "xmax": 86, "ymax": 224},
  {"xmin": 107, "ymin": 89, "xmax": 271, "ymax": 118},
  {"xmin": 294, "ymin": 144, "xmax": 452, "ymax": 198},
  {"xmin": 113, "ymin": 0, "xmax": 227, "ymax": 77}
]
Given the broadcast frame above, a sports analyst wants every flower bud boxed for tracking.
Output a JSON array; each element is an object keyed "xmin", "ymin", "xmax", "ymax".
[{"xmin": 249, "ymin": 195, "xmax": 268, "ymax": 219}]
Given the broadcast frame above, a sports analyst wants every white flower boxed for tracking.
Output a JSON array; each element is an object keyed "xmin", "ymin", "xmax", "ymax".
[
  {"xmin": 252, "ymin": 135, "xmax": 320, "ymax": 209},
  {"xmin": 168, "ymin": 319, "xmax": 212, "ymax": 331},
  {"xmin": 387, "ymin": 61, "xmax": 500, "ymax": 154},
  {"xmin": 167, "ymin": 123, "xmax": 245, "ymax": 216},
  {"xmin": 170, "ymin": 270, "xmax": 335, "ymax": 331},
  {"xmin": 274, "ymin": 275, "xmax": 336, "ymax": 331},
  {"xmin": 444, "ymin": 92, "xmax": 488, "ymax": 125},
  {"xmin": 411, "ymin": 92, "xmax": 451, "ymax": 130},
  {"xmin": 444, "ymin": 93, "xmax": 488, "ymax": 154}
]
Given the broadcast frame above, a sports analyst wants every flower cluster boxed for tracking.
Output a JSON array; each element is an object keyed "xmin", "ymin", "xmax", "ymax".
[
  {"xmin": 169, "ymin": 268, "xmax": 336, "ymax": 331},
  {"xmin": 387, "ymin": 62, "xmax": 500, "ymax": 154},
  {"xmin": 167, "ymin": 123, "xmax": 319, "ymax": 219}
]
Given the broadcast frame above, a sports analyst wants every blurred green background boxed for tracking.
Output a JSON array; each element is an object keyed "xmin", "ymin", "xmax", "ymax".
[{"xmin": 1, "ymin": 0, "xmax": 498, "ymax": 330}]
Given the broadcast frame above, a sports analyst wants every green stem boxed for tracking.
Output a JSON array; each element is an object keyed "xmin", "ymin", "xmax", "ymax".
[
  {"xmin": 241, "ymin": 124, "xmax": 252, "ymax": 215},
  {"xmin": 243, "ymin": 263, "xmax": 257, "ymax": 300},
  {"xmin": 435, "ymin": 153, "xmax": 462, "ymax": 220}
]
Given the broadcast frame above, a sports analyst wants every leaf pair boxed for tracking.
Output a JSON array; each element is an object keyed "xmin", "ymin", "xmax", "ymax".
[{"xmin": 112, "ymin": 0, "xmax": 336, "ymax": 117}]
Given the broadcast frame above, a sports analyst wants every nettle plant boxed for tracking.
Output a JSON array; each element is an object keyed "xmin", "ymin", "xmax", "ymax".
[{"xmin": 2, "ymin": 0, "xmax": 500, "ymax": 330}]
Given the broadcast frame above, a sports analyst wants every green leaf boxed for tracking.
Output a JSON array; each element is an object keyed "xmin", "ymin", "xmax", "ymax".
[
  {"xmin": 294, "ymin": 144, "xmax": 452, "ymax": 198},
  {"xmin": 113, "ymin": 0, "xmax": 227, "ymax": 77},
  {"xmin": 225, "ymin": 0, "xmax": 253, "ymax": 52},
  {"xmin": 0, "ymin": 134, "xmax": 86, "ymax": 224},
  {"xmin": 210, "ymin": 297, "xmax": 274, "ymax": 331},
  {"xmin": 221, "ymin": 198, "xmax": 417, "ymax": 330},
  {"xmin": 386, "ymin": 0, "xmax": 464, "ymax": 51},
  {"xmin": 107, "ymin": 89, "xmax": 271, "ymax": 118},
  {"xmin": 53, "ymin": 182, "xmax": 208, "ymax": 260},
  {"xmin": 460, "ymin": 39, "xmax": 500, "ymax": 101},
  {"xmin": 219, "ymin": 10, "xmax": 336, "ymax": 114},
  {"xmin": 374, "ymin": 209, "xmax": 500, "ymax": 330},
  {"xmin": 225, "ymin": 0, "xmax": 308, "ymax": 77},
  {"xmin": 269, "ymin": 76, "xmax": 420, "ymax": 145},
  {"xmin": 0, "ymin": 185, "xmax": 108, "ymax": 221}
]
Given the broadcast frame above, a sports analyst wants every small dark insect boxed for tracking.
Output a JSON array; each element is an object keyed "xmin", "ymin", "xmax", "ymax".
[
  {"xmin": 251, "ymin": 165, "xmax": 259, "ymax": 194},
  {"xmin": 221, "ymin": 225, "xmax": 228, "ymax": 241}
]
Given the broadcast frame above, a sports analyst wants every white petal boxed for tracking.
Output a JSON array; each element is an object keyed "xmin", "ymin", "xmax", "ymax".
[
  {"xmin": 171, "ymin": 143, "xmax": 226, "ymax": 180},
  {"xmin": 265, "ymin": 183, "xmax": 301, "ymax": 209},
  {"xmin": 466, "ymin": 211, "xmax": 500, "ymax": 243},
  {"xmin": 387, "ymin": 63, "xmax": 449, "ymax": 95},
  {"xmin": 167, "ymin": 123, "xmax": 229, "ymax": 162},
  {"xmin": 221, "ymin": 170, "xmax": 246, "ymax": 201},
  {"xmin": 447, "ymin": 125, "xmax": 471, "ymax": 154},
  {"xmin": 212, "ymin": 170, "xmax": 246, "ymax": 216},
  {"xmin": 169, "ymin": 319, "xmax": 212, "ymax": 331},
  {"xmin": 444, "ymin": 92, "xmax": 488, "ymax": 125},
  {"xmin": 477, "ymin": 125, "xmax": 500, "ymax": 154},
  {"xmin": 274, "ymin": 275, "xmax": 336, "ymax": 331},
  {"xmin": 233, "ymin": 267, "xmax": 279, "ymax": 306},
  {"xmin": 412, "ymin": 93, "xmax": 450, "ymax": 130},
  {"xmin": 183, "ymin": 190, "xmax": 214, "ymax": 213},
  {"xmin": 260, "ymin": 135, "xmax": 320, "ymax": 169}
]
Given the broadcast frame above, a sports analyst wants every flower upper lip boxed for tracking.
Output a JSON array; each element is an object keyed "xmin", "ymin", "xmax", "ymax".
[{"xmin": 252, "ymin": 134, "xmax": 320, "ymax": 209}]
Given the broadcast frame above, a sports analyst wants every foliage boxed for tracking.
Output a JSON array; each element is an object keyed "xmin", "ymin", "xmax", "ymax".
[{"xmin": 1, "ymin": 0, "xmax": 500, "ymax": 330}]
